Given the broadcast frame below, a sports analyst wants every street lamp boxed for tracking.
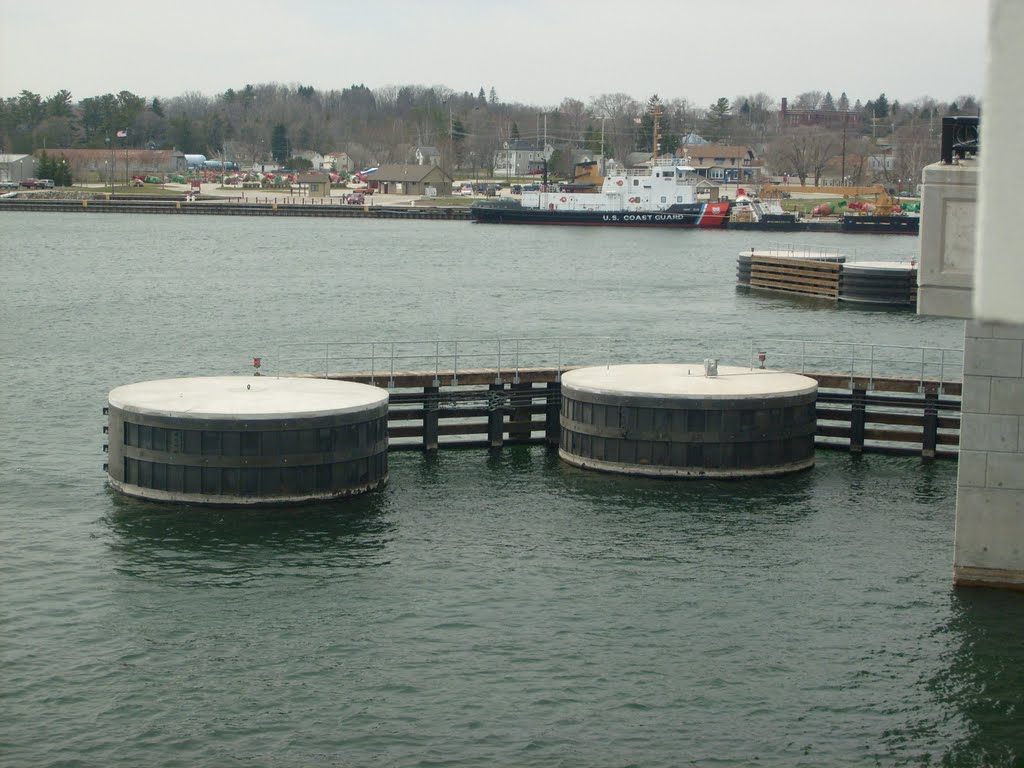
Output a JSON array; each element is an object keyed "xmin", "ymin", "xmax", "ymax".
[{"xmin": 504, "ymin": 141, "xmax": 509, "ymax": 179}]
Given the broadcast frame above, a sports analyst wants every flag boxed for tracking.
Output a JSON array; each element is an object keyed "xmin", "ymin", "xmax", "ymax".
[{"xmin": 116, "ymin": 129, "xmax": 127, "ymax": 138}]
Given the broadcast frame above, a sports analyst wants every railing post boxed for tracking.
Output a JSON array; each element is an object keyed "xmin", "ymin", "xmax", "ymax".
[
  {"xmin": 545, "ymin": 380, "xmax": 561, "ymax": 446},
  {"xmin": 496, "ymin": 339, "xmax": 503, "ymax": 385},
  {"xmin": 509, "ymin": 382, "xmax": 533, "ymax": 442},
  {"xmin": 423, "ymin": 385, "xmax": 439, "ymax": 452},
  {"xmin": 514, "ymin": 339, "xmax": 521, "ymax": 384},
  {"xmin": 452, "ymin": 341, "xmax": 459, "ymax": 386},
  {"xmin": 488, "ymin": 383, "xmax": 505, "ymax": 449},
  {"xmin": 922, "ymin": 386, "xmax": 939, "ymax": 463},
  {"xmin": 389, "ymin": 342, "xmax": 396, "ymax": 388},
  {"xmin": 850, "ymin": 387, "xmax": 866, "ymax": 455}
]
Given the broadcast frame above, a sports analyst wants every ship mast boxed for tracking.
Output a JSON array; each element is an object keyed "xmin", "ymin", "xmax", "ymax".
[{"xmin": 650, "ymin": 103, "xmax": 663, "ymax": 161}]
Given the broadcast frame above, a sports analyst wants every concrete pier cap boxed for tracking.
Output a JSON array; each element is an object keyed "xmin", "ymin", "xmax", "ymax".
[{"xmin": 559, "ymin": 364, "xmax": 818, "ymax": 478}]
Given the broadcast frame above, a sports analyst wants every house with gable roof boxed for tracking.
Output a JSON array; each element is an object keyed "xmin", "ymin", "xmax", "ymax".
[
  {"xmin": 676, "ymin": 144, "xmax": 761, "ymax": 183},
  {"xmin": 369, "ymin": 164, "xmax": 453, "ymax": 196}
]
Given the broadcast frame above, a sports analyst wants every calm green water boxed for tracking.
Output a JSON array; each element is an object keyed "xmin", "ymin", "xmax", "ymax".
[{"xmin": 2, "ymin": 212, "xmax": 1022, "ymax": 767}]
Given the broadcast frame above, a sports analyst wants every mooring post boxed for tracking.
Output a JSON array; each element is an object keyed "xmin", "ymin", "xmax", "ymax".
[
  {"xmin": 922, "ymin": 386, "xmax": 939, "ymax": 463},
  {"xmin": 488, "ymin": 383, "xmax": 505, "ymax": 449},
  {"xmin": 545, "ymin": 380, "xmax": 561, "ymax": 446},
  {"xmin": 423, "ymin": 385, "xmax": 439, "ymax": 452},
  {"xmin": 850, "ymin": 387, "xmax": 866, "ymax": 455},
  {"xmin": 509, "ymin": 382, "xmax": 533, "ymax": 441}
]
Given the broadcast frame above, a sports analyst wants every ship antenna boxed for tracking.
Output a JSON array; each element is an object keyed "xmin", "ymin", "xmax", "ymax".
[{"xmin": 650, "ymin": 103, "xmax": 663, "ymax": 161}]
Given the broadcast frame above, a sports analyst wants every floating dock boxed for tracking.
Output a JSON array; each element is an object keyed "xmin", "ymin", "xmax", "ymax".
[{"xmin": 737, "ymin": 248, "xmax": 917, "ymax": 306}]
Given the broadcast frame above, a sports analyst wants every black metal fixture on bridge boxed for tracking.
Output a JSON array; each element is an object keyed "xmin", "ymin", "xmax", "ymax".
[{"xmin": 940, "ymin": 116, "xmax": 980, "ymax": 164}]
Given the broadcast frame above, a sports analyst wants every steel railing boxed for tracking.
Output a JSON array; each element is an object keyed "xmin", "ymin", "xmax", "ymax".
[{"xmin": 252, "ymin": 336, "xmax": 963, "ymax": 389}]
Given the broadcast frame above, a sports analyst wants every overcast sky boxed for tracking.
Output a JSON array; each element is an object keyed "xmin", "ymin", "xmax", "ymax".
[{"xmin": 0, "ymin": 0, "xmax": 989, "ymax": 108}]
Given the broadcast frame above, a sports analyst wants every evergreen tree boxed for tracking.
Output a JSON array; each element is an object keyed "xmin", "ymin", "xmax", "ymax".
[
  {"xmin": 705, "ymin": 97, "xmax": 732, "ymax": 141},
  {"xmin": 488, "ymin": 87, "xmax": 498, "ymax": 105},
  {"xmin": 55, "ymin": 155, "xmax": 72, "ymax": 186},
  {"xmin": 271, "ymin": 123, "xmax": 290, "ymax": 163},
  {"xmin": 151, "ymin": 98, "xmax": 164, "ymax": 117},
  {"xmin": 478, "ymin": 87, "xmax": 487, "ymax": 105},
  {"xmin": 638, "ymin": 94, "xmax": 670, "ymax": 153},
  {"xmin": 36, "ymin": 150, "xmax": 53, "ymax": 180},
  {"xmin": 873, "ymin": 93, "xmax": 890, "ymax": 118},
  {"xmin": 822, "ymin": 91, "xmax": 835, "ymax": 111},
  {"xmin": 510, "ymin": 122, "xmax": 520, "ymax": 141}
]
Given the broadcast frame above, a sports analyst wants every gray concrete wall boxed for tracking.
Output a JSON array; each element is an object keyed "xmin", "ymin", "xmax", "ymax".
[
  {"xmin": 955, "ymin": 320, "xmax": 1024, "ymax": 589},
  {"xmin": 917, "ymin": 161, "xmax": 978, "ymax": 320}
]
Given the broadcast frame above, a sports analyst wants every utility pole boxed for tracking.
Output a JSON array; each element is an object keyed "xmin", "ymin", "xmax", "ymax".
[
  {"xmin": 841, "ymin": 111, "xmax": 848, "ymax": 183},
  {"xmin": 600, "ymin": 116, "xmax": 606, "ymax": 174}
]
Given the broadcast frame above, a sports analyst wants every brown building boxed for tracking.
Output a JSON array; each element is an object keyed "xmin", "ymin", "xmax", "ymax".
[
  {"xmin": 779, "ymin": 97, "xmax": 862, "ymax": 128},
  {"xmin": 676, "ymin": 145, "xmax": 761, "ymax": 183},
  {"xmin": 296, "ymin": 172, "xmax": 332, "ymax": 197},
  {"xmin": 369, "ymin": 164, "xmax": 453, "ymax": 196}
]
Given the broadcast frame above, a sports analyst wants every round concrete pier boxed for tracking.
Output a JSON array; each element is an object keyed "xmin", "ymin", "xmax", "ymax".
[
  {"xmin": 106, "ymin": 376, "xmax": 389, "ymax": 505},
  {"xmin": 559, "ymin": 364, "xmax": 817, "ymax": 478}
]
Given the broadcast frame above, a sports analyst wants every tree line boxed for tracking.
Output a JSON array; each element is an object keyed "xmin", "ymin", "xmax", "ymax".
[{"xmin": 0, "ymin": 83, "xmax": 979, "ymax": 184}]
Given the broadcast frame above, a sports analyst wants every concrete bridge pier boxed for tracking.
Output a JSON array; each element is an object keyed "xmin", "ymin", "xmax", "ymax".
[
  {"xmin": 955, "ymin": 322, "xmax": 1024, "ymax": 589},
  {"xmin": 918, "ymin": 0, "xmax": 1024, "ymax": 590}
]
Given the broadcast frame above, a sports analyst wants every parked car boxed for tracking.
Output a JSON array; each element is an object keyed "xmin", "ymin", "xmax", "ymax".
[
  {"xmin": 19, "ymin": 178, "xmax": 43, "ymax": 189},
  {"xmin": 511, "ymin": 184, "xmax": 522, "ymax": 195},
  {"xmin": 0, "ymin": 180, "xmax": 18, "ymax": 189},
  {"xmin": 39, "ymin": 179, "xmax": 55, "ymax": 188},
  {"xmin": 344, "ymin": 192, "xmax": 365, "ymax": 205},
  {"xmin": 523, "ymin": 183, "xmax": 539, "ymax": 192},
  {"xmin": 456, "ymin": 184, "xmax": 474, "ymax": 196}
]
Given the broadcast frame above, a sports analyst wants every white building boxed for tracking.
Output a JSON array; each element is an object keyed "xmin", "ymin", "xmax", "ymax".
[{"xmin": 0, "ymin": 153, "xmax": 37, "ymax": 183}]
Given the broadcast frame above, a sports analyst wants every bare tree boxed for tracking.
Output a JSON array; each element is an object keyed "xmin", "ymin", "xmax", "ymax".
[
  {"xmin": 588, "ymin": 92, "xmax": 641, "ymax": 161},
  {"xmin": 793, "ymin": 91, "xmax": 824, "ymax": 110},
  {"xmin": 766, "ymin": 127, "xmax": 839, "ymax": 186},
  {"xmin": 558, "ymin": 98, "xmax": 590, "ymax": 144},
  {"xmin": 890, "ymin": 121, "xmax": 937, "ymax": 191},
  {"xmin": 732, "ymin": 91, "xmax": 776, "ymax": 142}
]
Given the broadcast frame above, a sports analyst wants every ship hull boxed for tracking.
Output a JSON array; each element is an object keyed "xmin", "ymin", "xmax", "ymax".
[
  {"xmin": 840, "ymin": 214, "xmax": 920, "ymax": 235},
  {"xmin": 471, "ymin": 202, "xmax": 729, "ymax": 228}
]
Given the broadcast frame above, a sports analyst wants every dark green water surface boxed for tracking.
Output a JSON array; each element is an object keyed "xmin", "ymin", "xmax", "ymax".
[{"xmin": 1, "ymin": 213, "xmax": 1021, "ymax": 767}]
